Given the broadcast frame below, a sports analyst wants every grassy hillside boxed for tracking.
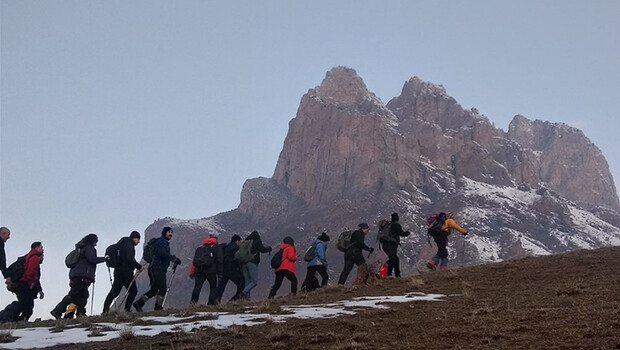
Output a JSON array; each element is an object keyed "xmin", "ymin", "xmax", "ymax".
[{"xmin": 5, "ymin": 246, "xmax": 620, "ymax": 349}]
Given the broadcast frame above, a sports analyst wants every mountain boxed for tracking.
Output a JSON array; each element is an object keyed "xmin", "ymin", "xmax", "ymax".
[{"xmin": 141, "ymin": 67, "xmax": 620, "ymax": 307}]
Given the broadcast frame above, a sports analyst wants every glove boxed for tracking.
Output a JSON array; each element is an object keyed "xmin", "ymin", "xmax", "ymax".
[
  {"xmin": 369, "ymin": 247, "xmax": 375, "ymax": 254},
  {"xmin": 463, "ymin": 231, "xmax": 468, "ymax": 237},
  {"xmin": 404, "ymin": 231, "xmax": 411, "ymax": 237},
  {"xmin": 173, "ymin": 257, "xmax": 182, "ymax": 265},
  {"xmin": 268, "ymin": 246, "xmax": 273, "ymax": 252},
  {"xmin": 104, "ymin": 255, "xmax": 110, "ymax": 261}
]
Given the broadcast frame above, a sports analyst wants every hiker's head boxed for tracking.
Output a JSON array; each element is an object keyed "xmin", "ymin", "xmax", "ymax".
[
  {"xmin": 31, "ymin": 241, "xmax": 43, "ymax": 252},
  {"xmin": 318, "ymin": 232, "xmax": 330, "ymax": 243},
  {"xmin": 391, "ymin": 213, "xmax": 399, "ymax": 222},
  {"xmin": 0, "ymin": 227, "xmax": 10, "ymax": 242},
  {"xmin": 283, "ymin": 236, "xmax": 294, "ymax": 246},
  {"xmin": 358, "ymin": 223, "xmax": 370, "ymax": 233},
  {"xmin": 130, "ymin": 231, "xmax": 141, "ymax": 245},
  {"xmin": 162, "ymin": 227, "xmax": 173, "ymax": 240},
  {"xmin": 231, "ymin": 234, "xmax": 242, "ymax": 245},
  {"xmin": 80, "ymin": 233, "xmax": 98, "ymax": 247}
]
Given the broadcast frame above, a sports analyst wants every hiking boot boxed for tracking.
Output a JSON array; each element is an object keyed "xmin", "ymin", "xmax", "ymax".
[
  {"xmin": 50, "ymin": 309, "xmax": 62, "ymax": 320},
  {"xmin": 426, "ymin": 261, "xmax": 436, "ymax": 270},
  {"xmin": 439, "ymin": 266, "xmax": 448, "ymax": 271}
]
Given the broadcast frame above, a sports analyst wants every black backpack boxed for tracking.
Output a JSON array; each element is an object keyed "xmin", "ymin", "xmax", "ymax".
[
  {"xmin": 105, "ymin": 242, "xmax": 122, "ymax": 268},
  {"xmin": 270, "ymin": 249, "xmax": 284, "ymax": 269},
  {"xmin": 377, "ymin": 219, "xmax": 392, "ymax": 243},
  {"xmin": 303, "ymin": 242, "xmax": 317, "ymax": 262},
  {"xmin": 142, "ymin": 237, "xmax": 159, "ymax": 263},
  {"xmin": 193, "ymin": 244, "xmax": 215, "ymax": 269},
  {"xmin": 64, "ymin": 246, "xmax": 82, "ymax": 268},
  {"xmin": 6, "ymin": 256, "xmax": 26, "ymax": 283},
  {"xmin": 427, "ymin": 212, "xmax": 447, "ymax": 238}
]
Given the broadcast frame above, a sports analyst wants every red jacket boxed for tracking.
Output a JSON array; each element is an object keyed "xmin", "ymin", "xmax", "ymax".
[
  {"xmin": 190, "ymin": 237, "xmax": 218, "ymax": 276},
  {"xmin": 275, "ymin": 243, "xmax": 297, "ymax": 274},
  {"xmin": 20, "ymin": 248, "xmax": 42, "ymax": 287}
]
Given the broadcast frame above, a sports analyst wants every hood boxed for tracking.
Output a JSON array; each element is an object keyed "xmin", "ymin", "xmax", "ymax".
[
  {"xmin": 279, "ymin": 243, "xmax": 294, "ymax": 250},
  {"xmin": 25, "ymin": 248, "xmax": 42, "ymax": 258},
  {"xmin": 201, "ymin": 237, "xmax": 218, "ymax": 246},
  {"xmin": 247, "ymin": 230, "xmax": 260, "ymax": 240}
]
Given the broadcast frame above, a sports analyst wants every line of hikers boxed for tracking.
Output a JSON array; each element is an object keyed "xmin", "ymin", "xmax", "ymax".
[{"xmin": 0, "ymin": 211, "xmax": 467, "ymax": 322}]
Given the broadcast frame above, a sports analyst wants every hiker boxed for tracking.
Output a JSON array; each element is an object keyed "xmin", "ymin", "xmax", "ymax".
[
  {"xmin": 216, "ymin": 234, "xmax": 245, "ymax": 303},
  {"xmin": 189, "ymin": 234, "xmax": 223, "ymax": 305},
  {"xmin": 102, "ymin": 231, "xmax": 144, "ymax": 313},
  {"xmin": 133, "ymin": 227, "xmax": 182, "ymax": 311},
  {"xmin": 268, "ymin": 236, "xmax": 297, "ymax": 299},
  {"xmin": 302, "ymin": 232, "xmax": 330, "ymax": 292},
  {"xmin": 426, "ymin": 212, "xmax": 468, "ymax": 271},
  {"xmin": 381, "ymin": 213, "xmax": 411, "ymax": 277},
  {"xmin": 338, "ymin": 223, "xmax": 374, "ymax": 285},
  {"xmin": 51, "ymin": 234, "xmax": 107, "ymax": 319},
  {"xmin": 0, "ymin": 242, "xmax": 44, "ymax": 322},
  {"xmin": 239, "ymin": 230, "xmax": 272, "ymax": 299},
  {"xmin": 0, "ymin": 227, "xmax": 10, "ymax": 282}
]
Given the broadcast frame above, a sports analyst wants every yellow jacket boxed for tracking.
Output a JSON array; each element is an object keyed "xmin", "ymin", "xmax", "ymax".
[{"xmin": 442, "ymin": 218, "xmax": 467, "ymax": 235}]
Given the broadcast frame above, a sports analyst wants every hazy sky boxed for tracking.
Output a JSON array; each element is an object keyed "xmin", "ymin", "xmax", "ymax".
[{"xmin": 1, "ymin": 1, "xmax": 619, "ymax": 317}]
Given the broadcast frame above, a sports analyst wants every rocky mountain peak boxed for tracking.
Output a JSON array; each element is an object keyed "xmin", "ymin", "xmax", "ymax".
[{"xmin": 314, "ymin": 66, "xmax": 373, "ymax": 105}]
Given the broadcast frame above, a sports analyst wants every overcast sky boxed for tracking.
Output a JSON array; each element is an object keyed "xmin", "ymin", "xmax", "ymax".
[{"xmin": 1, "ymin": 1, "xmax": 619, "ymax": 318}]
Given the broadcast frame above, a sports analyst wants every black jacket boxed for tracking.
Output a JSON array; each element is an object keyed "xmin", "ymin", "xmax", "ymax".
[
  {"xmin": 222, "ymin": 242, "xmax": 241, "ymax": 276},
  {"xmin": 349, "ymin": 229, "xmax": 372, "ymax": 252},
  {"xmin": 383, "ymin": 222, "xmax": 410, "ymax": 247},
  {"xmin": 116, "ymin": 237, "xmax": 142, "ymax": 272},
  {"xmin": 0, "ymin": 240, "xmax": 6, "ymax": 278},
  {"xmin": 69, "ymin": 244, "xmax": 107, "ymax": 282},
  {"xmin": 247, "ymin": 231, "xmax": 272, "ymax": 265}
]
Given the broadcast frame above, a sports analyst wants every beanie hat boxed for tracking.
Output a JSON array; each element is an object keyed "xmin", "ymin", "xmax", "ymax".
[
  {"xmin": 161, "ymin": 227, "xmax": 173, "ymax": 236},
  {"xmin": 231, "ymin": 234, "xmax": 242, "ymax": 242},
  {"xmin": 358, "ymin": 223, "xmax": 369, "ymax": 229},
  {"xmin": 318, "ymin": 232, "xmax": 330, "ymax": 242},
  {"xmin": 283, "ymin": 236, "xmax": 294, "ymax": 245},
  {"xmin": 130, "ymin": 231, "xmax": 141, "ymax": 240},
  {"xmin": 391, "ymin": 213, "xmax": 399, "ymax": 222}
]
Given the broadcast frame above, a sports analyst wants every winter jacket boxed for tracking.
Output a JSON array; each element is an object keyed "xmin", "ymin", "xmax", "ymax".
[
  {"xmin": 150, "ymin": 236, "xmax": 176, "ymax": 270},
  {"xmin": 116, "ymin": 236, "xmax": 143, "ymax": 272},
  {"xmin": 190, "ymin": 237, "xmax": 223, "ymax": 276},
  {"xmin": 275, "ymin": 243, "xmax": 296, "ymax": 274},
  {"xmin": 308, "ymin": 239, "xmax": 328, "ymax": 267},
  {"xmin": 222, "ymin": 242, "xmax": 241, "ymax": 276},
  {"xmin": 0, "ymin": 240, "xmax": 6, "ymax": 278},
  {"xmin": 246, "ymin": 231, "xmax": 272, "ymax": 265},
  {"xmin": 442, "ymin": 218, "xmax": 467, "ymax": 235},
  {"xmin": 19, "ymin": 248, "xmax": 42, "ymax": 287},
  {"xmin": 349, "ymin": 229, "xmax": 371, "ymax": 253},
  {"xmin": 69, "ymin": 244, "xmax": 106, "ymax": 282},
  {"xmin": 382, "ymin": 221, "xmax": 411, "ymax": 255}
]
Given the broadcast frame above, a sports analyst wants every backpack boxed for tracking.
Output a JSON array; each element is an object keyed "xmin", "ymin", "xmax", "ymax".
[
  {"xmin": 377, "ymin": 219, "xmax": 392, "ymax": 243},
  {"xmin": 65, "ymin": 246, "xmax": 82, "ymax": 268},
  {"xmin": 6, "ymin": 256, "xmax": 26, "ymax": 283},
  {"xmin": 270, "ymin": 248, "xmax": 284, "ymax": 269},
  {"xmin": 427, "ymin": 212, "xmax": 447, "ymax": 238},
  {"xmin": 234, "ymin": 240, "xmax": 256, "ymax": 264},
  {"xmin": 336, "ymin": 230, "xmax": 355, "ymax": 252},
  {"xmin": 303, "ymin": 242, "xmax": 317, "ymax": 262},
  {"xmin": 105, "ymin": 242, "xmax": 122, "ymax": 268},
  {"xmin": 193, "ymin": 244, "xmax": 215, "ymax": 269},
  {"xmin": 142, "ymin": 237, "xmax": 159, "ymax": 263}
]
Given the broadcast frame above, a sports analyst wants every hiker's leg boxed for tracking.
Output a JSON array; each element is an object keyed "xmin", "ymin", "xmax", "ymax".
[
  {"xmin": 138, "ymin": 268, "xmax": 159, "ymax": 304},
  {"xmin": 216, "ymin": 275, "xmax": 229, "ymax": 302},
  {"xmin": 242, "ymin": 263, "xmax": 258, "ymax": 297},
  {"xmin": 15, "ymin": 282, "xmax": 33, "ymax": 321},
  {"xmin": 338, "ymin": 256, "xmax": 355, "ymax": 285},
  {"xmin": 283, "ymin": 270, "xmax": 297, "ymax": 295},
  {"xmin": 316, "ymin": 265, "xmax": 329, "ymax": 287},
  {"xmin": 268, "ymin": 271, "xmax": 285, "ymax": 299},
  {"xmin": 125, "ymin": 281, "xmax": 138, "ymax": 311},
  {"xmin": 393, "ymin": 255, "xmax": 401, "ymax": 277},
  {"xmin": 206, "ymin": 274, "xmax": 218, "ymax": 305},
  {"xmin": 103, "ymin": 270, "xmax": 126, "ymax": 313},
  {"xmin": 153, "ymin": 270, "xmax": 168, "ymax": 310},
  {"xmin": 191, "ymin": 273, "xmax": 207, "ymax": 304},
  {"xmin": 230, "ymin": 272, "xmax": 245, "ymax": 301}
]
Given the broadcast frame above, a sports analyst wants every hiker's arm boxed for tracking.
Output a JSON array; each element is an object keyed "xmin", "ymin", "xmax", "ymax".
[
  {"xmin": 85, "ymin": 246, "xmax": 106, "ymax": 264},
  {"xmin": 216, "ymin": 246, "xmax": 224, "ymax": 275},
  {"xmin": 126, "ymin": 243, "xmax": 142, "ymax": 270},
  {"xmin": 258, "ymin": 239, "xmax": 272, "ymax": 253},
  {"xmin": 0, "ymin": 248, "xmax": 7, "ymax": 278},
  {"xmin": 22, "ymin": 255, "xmax": 40, "ymax": 287},
  {"xmin": 447, "ymin": 219, "xmax": 467, "ymax": 235},
  {"xmin": 316, "ymin": 243, "xmax": 326, "ymax": 263},
  {"xmin": 287, "ymin": 247, "xmax": 297, "ymax": 262},
  {"xmin": 154, "ymin": 240, "xmax": 174, "ymax": 262},
  {"xmin": 355, "ymin": 233, "xmax": 371, "ymax": 252}
]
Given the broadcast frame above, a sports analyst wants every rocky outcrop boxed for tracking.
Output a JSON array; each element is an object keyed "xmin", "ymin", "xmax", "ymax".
[{"xmin": 141, "ymin": 66, "xmax": 620, "ymax": 307}]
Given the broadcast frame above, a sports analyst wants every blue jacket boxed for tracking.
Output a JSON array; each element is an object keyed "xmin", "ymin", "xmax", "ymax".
[
  {"xmin": 308, "ymin": 239, "xmax": 328, "ymax": 267},
  {"xmin": 149, "ymin": 236, "xmax": 175, "ymax": 270}
]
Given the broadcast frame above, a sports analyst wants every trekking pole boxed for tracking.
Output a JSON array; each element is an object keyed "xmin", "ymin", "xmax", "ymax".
[
  {"xmin": 90, "ymin": 281, "xmax": 95, "ymax": 316},
  {"xmin": 117, "ymin": 263, "xmax": 146, "ymax": 311},
  {"xmin": 268, "ymin": 251, "xmax": 274, "ymax": 288},
  {"xmin": 161, "ymin": 263, "xmax": 178, "ymax": 309},
  {"xmin": 107, "ymin": 266, "xmax": 114, "ymax": 287}
]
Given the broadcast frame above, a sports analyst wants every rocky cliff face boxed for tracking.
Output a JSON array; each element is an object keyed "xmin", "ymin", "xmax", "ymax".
[{"xmin": 142, "ymin": 67, "xmax": 620, "ymax": 307}]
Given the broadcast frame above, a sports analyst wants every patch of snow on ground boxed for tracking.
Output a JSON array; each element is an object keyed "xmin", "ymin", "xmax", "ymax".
[
  {"xmin": 460, "ymin": 177, "xmax": 540, "ymax": 207},
  {"xmin": 466, "ymin": 235, "xmax": 501, "ymax": 262},
  {"xmin": 569, "ymin": 206, "xmax": 620, "ymax": 246},
  {"xmin": 512, "ymin": 231, "xmax": 551, "ymax": 256},
  {"xmin": 0, "ymin": 293, "xmax": 445, "ymax": 349}
]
